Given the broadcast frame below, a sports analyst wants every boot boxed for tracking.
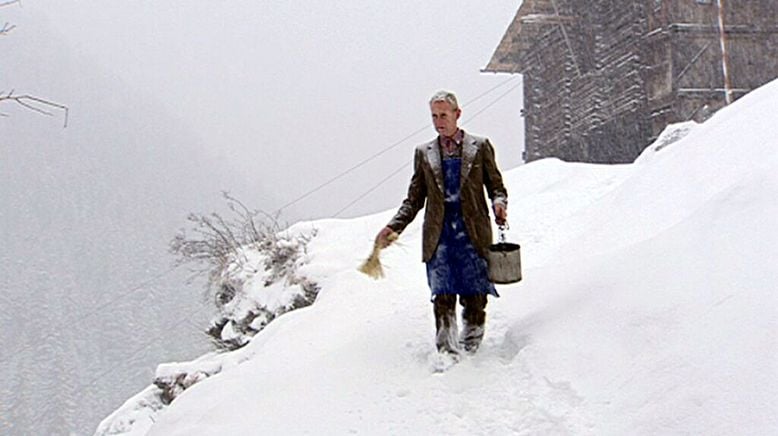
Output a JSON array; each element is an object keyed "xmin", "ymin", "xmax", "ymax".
[
  {"xmin": 459, "ymin": 294, "xmax": 487, "ymax": 353},
  {"xmin": 433, "ymin": 294, "xmax": 459, "ymax": 355}
]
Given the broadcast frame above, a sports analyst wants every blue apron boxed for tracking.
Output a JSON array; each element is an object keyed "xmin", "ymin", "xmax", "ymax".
[{"xmin": 426, "ymin": 157, "xmax": 498, "ymax": 298}]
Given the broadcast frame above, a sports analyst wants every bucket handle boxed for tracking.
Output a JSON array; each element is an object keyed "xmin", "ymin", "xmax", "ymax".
[{"xmin": 498, "ymin": 222, "xmax": 509, "ymax": 243}]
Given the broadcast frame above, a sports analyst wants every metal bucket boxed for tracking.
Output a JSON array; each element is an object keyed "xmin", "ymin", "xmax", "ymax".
[
  {"xmin": 487, "ymin": 242, "xmax": 522, "ymax": 284},
  {"xmin": 487, "ymin": 224, "xmax": 522, "ymax": 284}
]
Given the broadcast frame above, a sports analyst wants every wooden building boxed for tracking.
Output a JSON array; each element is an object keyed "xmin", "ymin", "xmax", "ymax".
[{"xmin": 485, "ymin": 0, "xmax": 778, "ymax": 163}]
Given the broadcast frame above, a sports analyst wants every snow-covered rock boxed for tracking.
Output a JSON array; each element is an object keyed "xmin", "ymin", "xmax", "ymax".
[{"xmin": 634, "ymin": 120, "xmax": 697, "ymax": 165}]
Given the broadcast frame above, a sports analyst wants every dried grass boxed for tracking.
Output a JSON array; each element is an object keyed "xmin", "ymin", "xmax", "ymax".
[{"xmin": 358, "ymin": 232, "xmax": 398, "ymax": 279}]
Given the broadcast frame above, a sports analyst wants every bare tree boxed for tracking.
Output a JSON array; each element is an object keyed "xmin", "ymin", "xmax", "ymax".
[{"xmin": 1, "ymin": 0, "xmax": 69, "ymax": 126}]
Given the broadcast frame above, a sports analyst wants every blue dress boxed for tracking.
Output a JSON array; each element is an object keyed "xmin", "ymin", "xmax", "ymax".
[{"xmin": 426, "ymin": 156, "xmax": 498, "ymax": 298}]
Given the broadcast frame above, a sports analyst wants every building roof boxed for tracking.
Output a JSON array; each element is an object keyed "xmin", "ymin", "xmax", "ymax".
[
  {"xmin": 483, "ymin": 0, "xmax": 575, "ymax": 74},
  {"xmin": 482, "ymin": 3, "xmax": 529, "ymax": 74}
]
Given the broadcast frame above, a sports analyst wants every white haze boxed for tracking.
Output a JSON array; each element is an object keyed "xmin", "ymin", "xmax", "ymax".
[{"xmin": 0, "ymin": 1, "xmax": 522, "ymax": 434}]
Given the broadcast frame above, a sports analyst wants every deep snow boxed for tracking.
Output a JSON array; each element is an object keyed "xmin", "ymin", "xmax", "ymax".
[{"xmin": 101, "ymin": 78, "xmax": 778, "ymax": 435}]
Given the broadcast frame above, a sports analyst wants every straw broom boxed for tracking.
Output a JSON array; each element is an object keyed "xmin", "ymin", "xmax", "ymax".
[{"xmin": 358, "ymin": 231, "xmax": 398, "ymax": 279}]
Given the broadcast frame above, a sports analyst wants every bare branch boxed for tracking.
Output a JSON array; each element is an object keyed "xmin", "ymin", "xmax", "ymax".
[
  {"xmin": 1, "ymin": 1, "xmax": 21, "ymax": 35},
  {"xmin": 0, "ymin": 91, "xmax": 69, "ymax": 127},
  {"xmin": 0, "ymin": 22, "xmax": 16, "ymax": 35},
  {"xmin": 0, "ymin": 2, "xmax": 69, "ymax": 127}
]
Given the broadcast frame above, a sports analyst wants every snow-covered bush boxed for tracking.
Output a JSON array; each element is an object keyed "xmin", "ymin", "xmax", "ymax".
[
  {"xmin": 94, "ymin": 196, "xmax": 321, "ymax": 434},
  {"xmin": 206, "ymin": 230, "xmax": 319, "ymax": 350},
  {"xmin": 170, "ymin": 192, "xmax": 319, "ymax": 350}
]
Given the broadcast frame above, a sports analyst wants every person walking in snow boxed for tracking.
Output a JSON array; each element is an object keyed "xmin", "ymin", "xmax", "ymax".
[{"xmin": 375, "ymin": 90, "xmax": 508, "ymax": 356}]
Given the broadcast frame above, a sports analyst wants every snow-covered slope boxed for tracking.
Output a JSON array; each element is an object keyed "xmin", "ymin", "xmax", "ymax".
[{"xmin": 109, "ymin": 79, "xmax": 777, "ymax": 435}]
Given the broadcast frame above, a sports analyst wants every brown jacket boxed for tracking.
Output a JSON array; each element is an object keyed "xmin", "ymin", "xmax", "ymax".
[{"xmin": 387, "ymin": 132, "xmax": 508, "ymax": 262}]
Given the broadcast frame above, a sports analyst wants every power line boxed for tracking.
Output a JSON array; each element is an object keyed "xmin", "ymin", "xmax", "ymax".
[
  {"xmin": 332, "ymin": 77, "xmax": 523, "ymax": 217},
  {"xmin": 463, "ymin": 74, "xmax": 521, "ymax": 107},
  {"xmin": 273, "ymin": 123, "xmax": 430, "ymax": 215},
  {"xmin": 274, "ymin": 75, "xmax": 521, "ymax": 215},
  {"xmin": 333, "ymin": 161, "xmax": 410, "ymax": 218},
  {"xmin": 461, "ymin": 80, "xmax": 524, "ymax": 125}
]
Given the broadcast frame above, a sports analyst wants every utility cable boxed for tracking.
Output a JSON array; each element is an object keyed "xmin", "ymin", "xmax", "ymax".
[
  {"xmin": 273, "ymin": 124, "xmax": 430, "ymax": 215},
  {"xmin": 332, "ymin": 161, "xmax": 410, "ymax": 218},
  {"xmin": 332, "ymin": 77, "xmax": 523, "ymax": 217},
  {"xmin": 274, "ymin": 75, "xmax": 521, "ymax": 215},
  {"xmin": 461, "ymin": 80, "xmax": 524, "ymax": 125}
]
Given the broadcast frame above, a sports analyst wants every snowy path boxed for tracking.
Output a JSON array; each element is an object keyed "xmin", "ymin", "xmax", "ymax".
[{"xmin": 144, "ymin": 179, "xmax": 626, "ymax": 436}]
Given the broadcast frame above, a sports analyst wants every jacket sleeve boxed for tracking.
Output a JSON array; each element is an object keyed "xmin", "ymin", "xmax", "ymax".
[
  {"xmin": 482, "ymin": 139, "xmax": 508, "ymax": 209},
  {"xmin": 386, "ymin": 147, "xmax": 427, "ymax": 233}
]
